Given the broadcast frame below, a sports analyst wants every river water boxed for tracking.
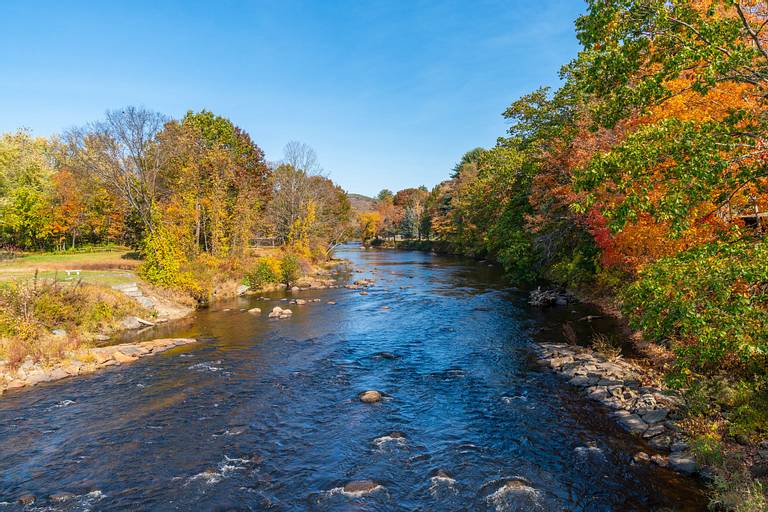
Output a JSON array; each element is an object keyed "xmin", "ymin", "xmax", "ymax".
[{"xmin": 0, "ymin": 245, "xmax": 706, "ymax": 511}]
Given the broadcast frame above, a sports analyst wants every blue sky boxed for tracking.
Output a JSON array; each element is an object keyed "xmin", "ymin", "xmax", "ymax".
[{"xmin": 0, "ymin": 1, "xmax": 584, "ymax": 196}]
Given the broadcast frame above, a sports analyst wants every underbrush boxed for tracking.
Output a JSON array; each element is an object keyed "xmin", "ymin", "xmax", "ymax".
[
  {"xmin": 623, "ymin": 238, "xmax": 768, "ymax": 378},
  {"xmin": 0, "ymin": 276, "xmax": 144, "ymax": 366},
  {"xmin": 139, "ymin": 230, "xmax": 312, "ymax": 301},
  {"xmin": 244, "ymin": 253, "xmax": 304, "ymax": 290}
]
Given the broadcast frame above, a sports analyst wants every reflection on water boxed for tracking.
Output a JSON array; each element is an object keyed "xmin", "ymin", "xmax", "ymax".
[{"xmin": 0, "ymin": 245, "xmax": 705, "ymax": 510}]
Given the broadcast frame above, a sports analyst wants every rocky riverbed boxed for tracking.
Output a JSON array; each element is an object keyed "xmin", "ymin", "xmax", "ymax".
[
  {"xmin": 0, "ymin": 338, "xmax": 196, "ymax": 396},
  {"xmin": 534, "ymin": 342, "xmax": 699, "ymax": 475}
]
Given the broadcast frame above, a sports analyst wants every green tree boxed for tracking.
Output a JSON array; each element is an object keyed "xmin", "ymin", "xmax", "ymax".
[{"xmin": 0, "ymin": 131, "xmax": 55, "ymax": 249}]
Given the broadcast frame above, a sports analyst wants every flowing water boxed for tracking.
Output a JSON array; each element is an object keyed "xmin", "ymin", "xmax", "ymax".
[{"xmin": 0, "ymin": 245, "xmax": 706, "ymax": 511}]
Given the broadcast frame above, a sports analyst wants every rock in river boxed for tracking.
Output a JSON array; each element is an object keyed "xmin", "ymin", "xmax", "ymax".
[
  {"xmin": 17, "ymin": 494, "xmax": 35, "ymax": 506},
  {"xmin": 359, "ymin": 390, "xmax": 382, "ymax": 403},
  {"xmin": 269, "ymin": 306, "xmax": 293, "ymax": 319},
  {"xmin": 343, "ymin": 480, "xmax": 382, "ymax": 495}
]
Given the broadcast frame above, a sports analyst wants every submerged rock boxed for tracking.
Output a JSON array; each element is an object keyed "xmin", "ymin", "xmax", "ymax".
[{"xmin": 373, "ymin": 352, "xmax": 400, "ymax": 360}]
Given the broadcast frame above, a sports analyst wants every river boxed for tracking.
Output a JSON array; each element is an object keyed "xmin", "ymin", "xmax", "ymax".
[{"xmin": 0, "ymin": 245, "xmax": 706, "ymax": 511}]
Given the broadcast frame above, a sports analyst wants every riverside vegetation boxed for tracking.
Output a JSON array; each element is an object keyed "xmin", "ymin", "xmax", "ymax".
[
  {"xmin": 357, "ymin": 2, "xmax": 768, "ymax": 509},
  {"xmin": 0, "ymin": 111, "xmax": 352, "ymax": 374}
]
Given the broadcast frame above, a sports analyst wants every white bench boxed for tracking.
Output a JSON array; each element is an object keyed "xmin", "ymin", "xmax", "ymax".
[{"xmin": 64, "ymin": 269, "xmax": 82, "ymax": 280}]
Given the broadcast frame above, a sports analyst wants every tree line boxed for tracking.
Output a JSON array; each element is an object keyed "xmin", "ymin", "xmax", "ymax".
[
  {"xmin": 0, "ymin": 108, "xmax": 352, "ymax": 290},
  {"xmin": 371, "ymin": 1, "xmax": 768, "ymax": 382}
]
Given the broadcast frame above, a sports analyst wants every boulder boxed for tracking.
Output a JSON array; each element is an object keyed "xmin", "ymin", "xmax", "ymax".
[
  {"xmin": 569, "ymin": 375, "xmax": 591, "ymax": 387},
  {"xmin": 268, "ymin": 306, "xmax": 293, "ymax": 319},
  {"xmin": 642, "ymin": 424, "xmax": 667, "ymax": 438},
  {"xmin": 115, "ymin": 345, "xmax": 140, "ymax": 356},
  {"xmin": 617, "ymin": 414, "xmax": 648, "ymax": 435},
  {"xmin": 359, "ymin": 390, "xmax": 382, "ymax": 403},
  {"xmin": 668, "ymin": 452, "xmax": 698, "ymax": 474},
  {"xmin": 17, "ymin": 494, "xmax": 35, "ymax": 506},
  {"xmin": 6, "ymin": 379, "xmax": 26, "ymax": 389},
  {"xmin": 49, "ymin": 492, "xmax": 76, "ymax": 503},
  {"xmin": 633, "ymin": 451, "xmax": 650, "ymax": 463},
  {"xmin": 750, "ymin": 462, "xmax": 768, "ymax": 478},
  {"xmin": 649, "ymin": 435, "xmax": 673, "ymax": 451},
  {"xmin": 248, "ymin": 307, "xmax": 262, "ymax": 314},
  {"xmin": 343, "ymin": 480, "xmax": 381, "ymax": 494},
  {"xmin": 236, "ymin": 284, "xmax": 249, "ymax": 295},
  {"xmin": 121, "ymin": 316, "xmax": 143, "ymax": 330},
  {"xmin": 46, "ymin": 367, "xmax": 70, "ymax": 381},
  {"xmin": 25, "ymin": 370, "xmax": 53, "ymax": 385},
  {"xmin": 642, "ymin": 408, "xmax": 669, "ymax": 424},
  {"xmin": 51, "ymin": 329, "xmax": 67, "ymax": 337},
  {"xmin": 112, "ymin": 350, "xmax": 138, "ymax": 364}
]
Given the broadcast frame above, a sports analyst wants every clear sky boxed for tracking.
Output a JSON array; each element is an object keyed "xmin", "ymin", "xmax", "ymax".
[{"xmin": 0, "ymin": 1, "xmax": 584, "ymax": 196}]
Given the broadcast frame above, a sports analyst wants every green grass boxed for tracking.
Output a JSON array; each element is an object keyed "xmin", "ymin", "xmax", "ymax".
[{"xmin": 0, "ymin": 249, "xmax": 141, "ymax": 287}]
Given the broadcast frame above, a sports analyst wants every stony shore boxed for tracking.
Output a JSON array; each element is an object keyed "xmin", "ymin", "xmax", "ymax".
[
  {"xmin": 0, "ymin": 338, "xmax": 196, "ymax": 396},
  {"xmin": 534, "ymin": 342, "xmax": 699, "ymax": 476}
]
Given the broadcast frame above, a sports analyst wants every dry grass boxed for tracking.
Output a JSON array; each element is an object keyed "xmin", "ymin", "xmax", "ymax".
[
  {"xmin": 591, "ymin": 332, "xmax": 622, "ymax": 360},
  {"xmin": 0, "ymin": 277, "xmax": 145, "ymax": 366}
]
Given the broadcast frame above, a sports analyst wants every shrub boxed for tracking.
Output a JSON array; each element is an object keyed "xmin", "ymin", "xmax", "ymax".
[
  {"xmin": 0, "ymin": 279, "xmax": 143, "ymax": 365},
  {"xmin": 623, "ymin": 238, "xmax": 768, "ymax": 376},
  {"xmin": 245, "ymin": 256, "xmax": 282, "ymax": 289},
  {"xmin": 139, "ymin": 227, "xmax": 200, "ymax": 296},
  {"xmin": 279, "ymin": 253, "xmax": 302, "ymax": 286},
  {"xmin": 591, "ymin": 332, "xmax": 622, "ymax": 360}
]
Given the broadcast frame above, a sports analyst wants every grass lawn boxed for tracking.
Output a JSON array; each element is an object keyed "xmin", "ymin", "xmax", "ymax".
[{"xmin": 0, "ymin": 249, "xmax": 141, "ymax": 287}]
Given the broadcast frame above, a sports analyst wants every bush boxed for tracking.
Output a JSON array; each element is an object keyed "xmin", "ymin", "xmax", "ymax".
[
  {"xmin": 245, "ymin": 256, "xmax": 282, "ymax": 289},
  {"xmin": 623, "ymin": 238, "xmax": 768, "ymax": 376},
  {"xmin": 0, "ymin": 279, "xmax": 143, "ymax": 365},
  {"xmin": 139, "ymin": 227, "xmax": 200, "ymax": 295},
  {"xmin": 279, "ymin": 253, "xmax": 302, "ymax": 286}
]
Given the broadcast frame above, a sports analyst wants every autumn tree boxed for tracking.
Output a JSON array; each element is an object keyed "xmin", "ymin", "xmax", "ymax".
[
  {"xmin": 0, "ymin": 131, "xmax": 55, "ymax": 249},
  {"xmin": 65, "ymin": 107, "xmax": 168, "ymax": 241}
]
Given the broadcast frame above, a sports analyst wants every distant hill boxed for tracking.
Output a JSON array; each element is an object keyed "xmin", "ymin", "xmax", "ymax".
[{"xmin": 348, "ymin": 193, "xmax": 377, "ymax": 214}]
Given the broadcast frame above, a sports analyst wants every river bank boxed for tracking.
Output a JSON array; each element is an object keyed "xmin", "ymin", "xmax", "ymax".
[
  {"xmin": 0, "ymin": 338, "xmax": 197, "ymax": 395},
  {"xmin": 0, "ymin": 258, "xmax": 346, "ymax": 397}
]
